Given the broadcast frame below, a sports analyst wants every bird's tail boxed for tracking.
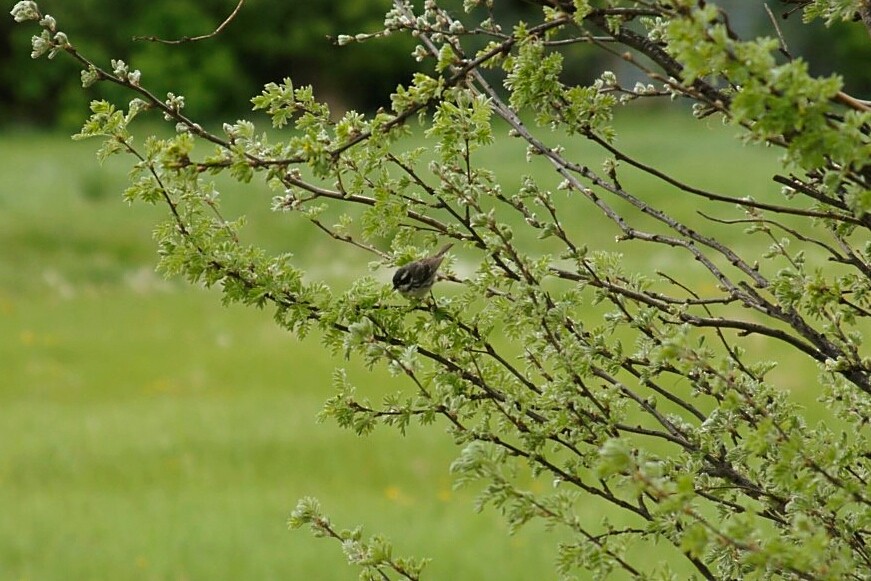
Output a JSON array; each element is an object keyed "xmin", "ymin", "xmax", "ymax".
[{"xmin": 434, "ymin": 243, "xmax": 453, "ymax": 258}]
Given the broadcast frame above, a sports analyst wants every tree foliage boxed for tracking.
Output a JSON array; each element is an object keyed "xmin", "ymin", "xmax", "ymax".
[
  {"xmin": 2, "ymin": 0, "xmax": 422, "ymax": 125},
  {"xmin": 11, "ymin": 0, "xmax": 871, "ymax": 579}
]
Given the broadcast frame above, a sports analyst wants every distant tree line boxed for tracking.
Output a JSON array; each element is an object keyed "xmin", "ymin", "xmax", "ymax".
[
  {"xmin": 1, "ymin": 0, "xmax": 420, "ymax": 125},
  {"xmin": 3, "ymin": 0, "xmax": 871, "ymax": 127}
]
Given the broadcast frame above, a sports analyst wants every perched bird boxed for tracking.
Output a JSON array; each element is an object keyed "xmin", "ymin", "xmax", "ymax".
[{"xmin": 392, "ymin": 243, "xmax": 453, "ymax": 299}]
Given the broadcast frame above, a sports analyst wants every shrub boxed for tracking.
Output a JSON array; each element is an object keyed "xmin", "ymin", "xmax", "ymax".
[{"xmin": 12, "ymin": 0, "xmax": 871, "ymax": 578}]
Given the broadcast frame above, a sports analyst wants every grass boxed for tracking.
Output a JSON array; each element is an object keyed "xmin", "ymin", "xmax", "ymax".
[
  {"xmin": 4, "ymin": 284, "xmax": 570, "ymax": 580},
  {"xmin": 0, "ymin": 110, "xmax": 814, "ymax": 580}
]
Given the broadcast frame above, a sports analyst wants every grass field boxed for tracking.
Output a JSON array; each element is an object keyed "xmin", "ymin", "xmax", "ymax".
[{"xmin": 0, "ymin": 110, "xmax": 800, "ymax": 580}]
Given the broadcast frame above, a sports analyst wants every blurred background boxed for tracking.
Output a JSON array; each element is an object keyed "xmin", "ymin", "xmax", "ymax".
[
  {"xmin": 1, "ymin": 1, "xmax": 868, "ymax": 579},
  {"xmin": 2, "ymin": 0, "xmax": 871, "ymax": 128}
]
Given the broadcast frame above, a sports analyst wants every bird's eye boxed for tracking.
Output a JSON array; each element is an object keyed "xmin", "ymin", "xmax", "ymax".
[{"xmin": 393, "ymin": 269, "xmax": 411, "ymax": 285}]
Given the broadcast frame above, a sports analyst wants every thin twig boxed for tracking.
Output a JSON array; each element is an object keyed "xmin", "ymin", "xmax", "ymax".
[
  {"xmin": 133, "ymin": 0, "xmax": 245, "ymax": 44},
  {"xmin": 764, "ymin": 3, "xmax": 792, "ymax": 59}
]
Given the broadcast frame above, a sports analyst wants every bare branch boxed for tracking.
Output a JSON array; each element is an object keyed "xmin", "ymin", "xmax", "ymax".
[{"xmin": 133, "ymin": 0, "xmax": 246, "ymax": 44}]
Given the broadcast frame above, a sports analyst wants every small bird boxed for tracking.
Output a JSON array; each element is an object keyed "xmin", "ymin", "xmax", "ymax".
[{"xmin": 392, "ymin": 243, "xmax": 453, "ymax": 299}]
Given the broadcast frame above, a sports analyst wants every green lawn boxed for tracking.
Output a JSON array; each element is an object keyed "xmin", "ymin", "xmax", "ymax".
[{"xmin": 0, "ymin": 111, "xmax": 803, "ymax": 579}]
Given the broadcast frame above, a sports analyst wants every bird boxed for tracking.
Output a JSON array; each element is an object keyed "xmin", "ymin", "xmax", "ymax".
[{"xmin": 392, "ymin": 243, "xmax": 453, "ymax": 299}]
